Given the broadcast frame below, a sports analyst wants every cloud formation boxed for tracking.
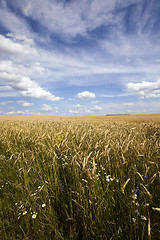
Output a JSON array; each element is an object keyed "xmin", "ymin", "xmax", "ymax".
[
  {"xmin": 126, "ymin": 80, "xmax": 160, "ymax": 98},
  {"xmin": 77, "ymin": 91, "xmax": 96, "ymax": 99},
  {"xmin": 17, "ymin": 100, "xmax": 33, "ymax": 107},
  {"xmin": 23, "ymin": 1, "xmax": 142, "ymax": 39},
  {"xmin": 69, "ymin": 103, "xmax": 102, "ymax": 115},
  {"xmin": 0, "ymin": 101, "xmax": 13, "ymax": 106},
  {"xmin": 0, "ymin": 34, "xmax": 62, "ymax": 101},
  {"xmin": 0, "ymin": 0, "xmax": 160, "ymax": 115},
  {"xmin": 91, "ymin": 105, "xmax": 103, "ymax": 111},
  {"xmin": 41, "ymin": 104, "xmax": 53, "ymax": 111},
  {"xmin": 0, "ymin": 71, "xmax": 62, "ymax": 101},
  {"xmin": 0, "ymin": 34, "xmax": 37, "ymax": 55},
  {"xmin": 10, "ymin": 0, "xmax": 117, "ymax": 39}
]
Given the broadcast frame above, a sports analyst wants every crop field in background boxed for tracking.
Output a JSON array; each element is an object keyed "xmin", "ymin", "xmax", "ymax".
[{"xmin": 0, "ymin": 114, "xmax": 160, "ymax": 240}]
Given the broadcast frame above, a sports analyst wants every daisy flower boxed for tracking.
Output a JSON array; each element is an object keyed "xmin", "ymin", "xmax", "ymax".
[
  {"xmin": 32, "ymin": 212, "xmax": 37, "ymax": 219},
  {"xmin": 132, "ymin": 218, "xmax": 136, "ymax": 223},
  {"xmin": 141, "ymin": 215, "xmax": 147, "ymax": 221},
  {"xmin": 42, "ymin": 203, "xmax": 46, "ymax": 208},
  {"xmin": 23, "ymin": 211, "xmax": 27, "ymax": 215}
]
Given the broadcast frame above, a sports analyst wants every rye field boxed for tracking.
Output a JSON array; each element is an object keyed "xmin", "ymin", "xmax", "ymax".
[{"xmin": 0, "ymin": 114, "xmax": 160, "ymax": 240}]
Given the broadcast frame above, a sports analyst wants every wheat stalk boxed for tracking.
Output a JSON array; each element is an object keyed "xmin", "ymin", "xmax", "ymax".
[{"xmin": 122, "ymin": 178, "xmax": 130, "ymax": 194}]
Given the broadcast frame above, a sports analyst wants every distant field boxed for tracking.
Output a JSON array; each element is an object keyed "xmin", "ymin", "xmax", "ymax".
[
  {"xmin": 0, "ymin": 113, "xmax": 160, "ymax": 123},
  {"xmin": 0, "ymin": 114, "xmax": 160, "ymax": 239}
]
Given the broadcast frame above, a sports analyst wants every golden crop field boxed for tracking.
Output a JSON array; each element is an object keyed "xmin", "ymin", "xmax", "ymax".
[
  {"xmin": 1, "ymin": 113, "xmax": 160, "ymax": 123},
  {"xmin": 0, "ymin": 114, "xmax": 160, "ymax": 240}
]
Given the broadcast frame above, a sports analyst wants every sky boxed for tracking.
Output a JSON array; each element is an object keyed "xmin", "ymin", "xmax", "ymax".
[{"xmin": 0, "ymin": 0, "xmax": 160, "ymax": 116}]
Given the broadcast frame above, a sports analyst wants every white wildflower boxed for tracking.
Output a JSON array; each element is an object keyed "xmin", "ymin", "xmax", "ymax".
[
  {"xmin": 132, "ymin": 218, "xmax": 136, "ymax": 223},
  {"xmin": 32, "ymin": 212, "xmax": 37, "ymax": 219},
  {"xmin": 141, "ymin": 215, "xmax": 147, "ymax": 221}
]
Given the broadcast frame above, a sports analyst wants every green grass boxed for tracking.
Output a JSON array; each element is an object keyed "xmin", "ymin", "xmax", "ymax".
[{"xmin": 0, "ymin": 119, "xmax": 160, "ymax": 239}]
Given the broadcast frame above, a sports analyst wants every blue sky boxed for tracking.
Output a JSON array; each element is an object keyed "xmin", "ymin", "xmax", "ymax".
[{"xmin": 0, "ymin": 0, "xmax": 160, "ymax": 116}]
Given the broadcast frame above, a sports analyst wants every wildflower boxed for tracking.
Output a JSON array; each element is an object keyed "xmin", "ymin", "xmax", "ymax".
[
  {"xmin": 141, "ymin": 215, "xmax": 147, "ymax": 221},
  {"xmin": 132, "ymin": 218, "xmax": 136, "ymax": 223},
  {"xmin": 38, "ymin": 186, "xmax": 41, "ymax": 189},
  {"xmin": 132, "ymin": 194, "xmax": 137, "ymax": 200},
  {"xmin": 32, "ymin": 212, "xmax": 37, "ymax": 219},
  {"xmin": 144, "ymin": 176, "xmax": 147, "ymax": 178},
  {"xmin": 116, "ymin": 179, "xmax": 119, "ymax": 183},
  {"xmin": 135, "ymin": 202, "xmax": 140, "ymax": 206},
  {"xmin": 42, "ymin": 203, "xmax": 46, "ymax": 208},
  {"xmin": 31, "ymin": 192, "xmax": 37, "ymax": 196},
  {"xmin": 106, "ymin": 176, "xmax": 110, "ymax": 182},
  {"xmin": 23, "ymin": 211, "xmax": 27, "ymax": 215},
  {"xmin": 15, "ymin": 203, "xmax": 18, "ymax": 206}
]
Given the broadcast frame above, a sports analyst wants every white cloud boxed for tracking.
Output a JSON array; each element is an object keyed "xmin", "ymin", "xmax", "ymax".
[
  {"xmin": 12, "ymin": 0, "xmax": 115, "ymax": 39},
  {"xmin": 69, "ymin": 104, "xmax": 85, "ymax": 114},
  {"xmin": 91, "ymin": 105, "xmax": 103, "ymax": 111},
  {"xmin": 0, "ymin": 0, "xmax": 160, "ymax": 116},
  {"xmin": 0, "ymin": 2, "xmax": 34, "ymax": 38},
  {"xmin": 69, "ymin": 107, "xmax": 94, "ymax": 115},
  {"xmin": 101, "ymin": 93, "xmax": 129, "ymax": 98},
  {"xmin": 0, "ymin": 72, "xmax": 62, "ymax": 101},
  {"xmin": 0, "ymin": 86, "xmax": 12, "ymax": 91},
  {"xmin": 126, "ymin": 80, "xmax": 160, "ymax": 98},
  {"xmin": 0, "ymin": 71, "xmax": 62, "ymax": 101},
  {"xmin": 0, "ymin": 42, "xmax": 62, "ymax": 101},
  {"xmin": 21, "ymin": 86, "xmax": 62, "ymax": 101},
  {"xmin": 8, "ymin": 106, "xmax": 15, "ymax": 110},
  {"xmin": 0, "ymin": 60, "xmax": 45, "ymax": 79},
  {"xmin": 17, "ymin": 100, "xmax": 33, "ymax": 107},
  {"xmin": 100, "ymin": 36, "xmax": 160, "ymax": 72},
  {"xmin": 0, "ymin": 34, "xmax": 37, "ymax": 56},
  {"xmin": 69, "ymin": 103, "xmax": 102, "ymax": 115},
  {"xmin": 6, "ymin": 111, "xmax": 15, "ymax": 115},
  {"xmin": 41, "ymin": 104, "xmax": 53, "ymax": 111},
  {"xmin": 77, "ymin": 91, "xmax": 96, "ymax": 99},
  {"xmin": 6, "ymin": 33, "xmax": 34, "ymax": 46},
  {"xmin": 73, "ymin": 104, "xmax": 83, "ymax": 108},
  {"xmin": 0, "ymin": 101, "xmax": 13, "ymax": 106},
  {"xmin": 69, "ymin": 104, "xmax": 88, "ymax": 114},
  {"xmin": 122, "ymin": 103, "xmax": 134, "ymax": 106},
  {"xmin": 17, "ymin": 110, "xmax": 25, "ymax": 114},
  {"xmin": 69, "ymin": 109, "xmax": 81, "ymax": 114},
  {"xmin": 5, "ymin": 109, "xmax": 31, "ymax": 115},
  {"xmin": 0, "ymin": 0, "xmax": 141, "ymax": 41},
  {"xmin": 91, "ymin": 101, "xmax": 100, "ymax": 104}
]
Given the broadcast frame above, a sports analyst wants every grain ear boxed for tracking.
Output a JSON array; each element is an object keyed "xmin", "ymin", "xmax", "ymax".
[{"xmin": 122, "ymin": 178, "xmax": 130, "ymax": 194}]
